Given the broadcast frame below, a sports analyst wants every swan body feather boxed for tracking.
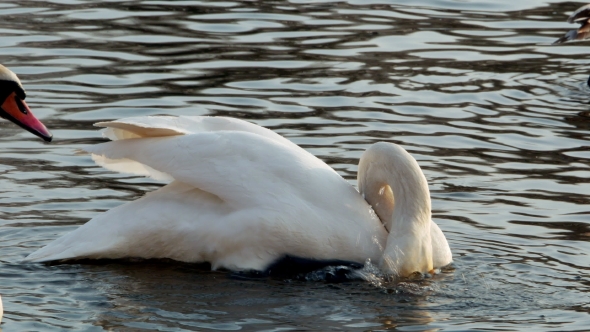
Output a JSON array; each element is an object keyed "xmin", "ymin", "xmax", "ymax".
[{"xmin": 25, "ymin": 116, "xmax": 452, "ymax": 276}]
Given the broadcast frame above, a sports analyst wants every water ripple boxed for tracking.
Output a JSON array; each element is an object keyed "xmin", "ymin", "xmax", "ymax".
[{"xmin": 0, "ymin": 0, "xmax": 588, "ymax": 330}]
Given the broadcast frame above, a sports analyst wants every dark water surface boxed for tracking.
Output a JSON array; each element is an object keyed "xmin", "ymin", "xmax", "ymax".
[{"xmin": 0, "ymin": 0, "xmax": 589, "ymax": 330}]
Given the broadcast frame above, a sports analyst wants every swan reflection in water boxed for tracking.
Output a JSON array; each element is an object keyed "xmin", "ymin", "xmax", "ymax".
[
  {"xmin": 25, "ymin": 116, "xmax": 452, "ymax": 278},
  {"xmin": 72, "ymin": 260, "xmax": 439, "ymax": 331}
]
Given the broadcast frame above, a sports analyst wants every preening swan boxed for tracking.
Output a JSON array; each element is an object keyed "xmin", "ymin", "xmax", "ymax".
[{"xmin": 25, "ymin": 116, "xmax": 451, "ymax": 277}]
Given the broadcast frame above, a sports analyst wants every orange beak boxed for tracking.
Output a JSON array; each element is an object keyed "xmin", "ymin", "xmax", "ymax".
[{"xmin": 0, "ymin": 92, "xmax": 52, "ymax": 142}]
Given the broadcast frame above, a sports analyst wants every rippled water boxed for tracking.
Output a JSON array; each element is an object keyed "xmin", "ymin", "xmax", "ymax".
[{"xmin": 0, "ymin": 0, "xmax": 589, "ymax": 330}]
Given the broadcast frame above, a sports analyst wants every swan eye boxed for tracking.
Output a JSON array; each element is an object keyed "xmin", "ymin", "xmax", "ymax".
[{"xmin": 14, "ymin": 95, "xmax": 28, "ymax": 114}]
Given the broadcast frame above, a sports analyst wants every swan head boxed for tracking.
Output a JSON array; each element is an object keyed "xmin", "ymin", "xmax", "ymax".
[
  {"xmin": 358, "ymin": 142, "xmax": 434, "ymax": 277},
  {"xmin": 0, "ymin": 65, "xmax": 52, "ymax": 141}
]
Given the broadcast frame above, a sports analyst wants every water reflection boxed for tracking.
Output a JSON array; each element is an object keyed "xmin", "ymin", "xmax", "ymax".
[
  {"xmin": 0, "ymin": 0, "xmax": 589, "ymax": 330},
  {"xmin": 72, "ymin": 261, "xmax": 441, "ymax": 331}
]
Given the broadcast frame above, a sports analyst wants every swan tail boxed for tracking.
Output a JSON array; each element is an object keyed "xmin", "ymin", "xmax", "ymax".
[
  {"xmin": 24, "ymin": 198, "xmax": 145, "ymax": 263},
  {"xmin": 23, "ymin": 181, "xmax": 260, "ymax": 265},
  {"xmin": 23, "ymin": 231, "xmax": 96, "ymax": 262}
]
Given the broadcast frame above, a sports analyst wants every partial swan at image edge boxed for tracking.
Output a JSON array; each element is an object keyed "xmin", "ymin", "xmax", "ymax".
[{"xmin": 0, "ymin": 63, "xmax": 55, "ymax": 324}]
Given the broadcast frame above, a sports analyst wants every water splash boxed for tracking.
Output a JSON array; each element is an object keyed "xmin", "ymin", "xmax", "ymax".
[
  {"xmin": 350, "ymin": 259, "xmax": 438, "ymax": 297},
  {"xmin": 350, "ymin": 258, "xmax": 387, "ymax": 287}
]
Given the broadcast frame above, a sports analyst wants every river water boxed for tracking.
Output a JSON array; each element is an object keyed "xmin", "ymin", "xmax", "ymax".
[{"xmin": 0, "ymin": 0, "xmax": 589, "ymax": 331}]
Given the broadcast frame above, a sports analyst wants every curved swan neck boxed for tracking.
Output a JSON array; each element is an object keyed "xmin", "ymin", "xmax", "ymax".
[
  {"xmin": 358, "ymin": 142, "xmax": 434, "ymax": 276},
  {"xmin": 358, "ymin": 142, "xmax": 431, "ymax": 231}
]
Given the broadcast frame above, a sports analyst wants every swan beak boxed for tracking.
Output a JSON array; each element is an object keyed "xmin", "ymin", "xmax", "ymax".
[{"xmin": 0, "ymin": 92, "xmax": 52, "ymax": 142}]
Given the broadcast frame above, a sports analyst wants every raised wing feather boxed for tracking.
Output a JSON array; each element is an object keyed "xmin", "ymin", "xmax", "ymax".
[
  {"xmin": 97, "ymin": 116, "xmax": 298, "ymax": 148},
  {"xmin": 91, "ymin": 116, "xmax": 317, "ymax": 183},
  {"xmin": 85, "ymin": 122, "xmax": 340, "ymax": 209}
]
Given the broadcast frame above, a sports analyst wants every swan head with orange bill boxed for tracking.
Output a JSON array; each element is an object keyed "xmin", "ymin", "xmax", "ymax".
[{"xmin": 0, "ymin": 65, "xmax": 52, "ymax": 142}]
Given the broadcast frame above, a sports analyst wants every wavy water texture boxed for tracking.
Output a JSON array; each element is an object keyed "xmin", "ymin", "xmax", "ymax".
[{"xmin": 0, "ymin": 0, "xmax": 589, "ymax": 330}]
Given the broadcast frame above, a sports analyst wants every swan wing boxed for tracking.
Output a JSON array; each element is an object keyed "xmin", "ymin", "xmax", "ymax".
[
  {"xmin": 96, "ymin": 116, "xmax": 298, "ymax": 148},
  {"xmin": 85, "ymin": 129, "xmax": 336, "ymax": 209},
  {"xmin": 89, "ymin": 116, "xmax": 324, "ymax": 184}
]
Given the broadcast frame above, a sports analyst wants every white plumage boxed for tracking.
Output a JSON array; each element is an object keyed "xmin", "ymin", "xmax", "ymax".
[{"xmin": 25, "ymin": 116, "xmax": 452, "ymax": 276}]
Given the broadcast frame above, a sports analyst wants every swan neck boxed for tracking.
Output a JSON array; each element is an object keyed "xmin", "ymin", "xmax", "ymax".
[
  {"xmin": 358, "ymin": 143, "xmax": 431, "ymax": 231},
  {"xmin": 390, "ymin": 169, "xmax": 431, "ymax": 231},
  {"xmin": 357, "ymin": 143, "xmax": 434, "ymax": 276}
]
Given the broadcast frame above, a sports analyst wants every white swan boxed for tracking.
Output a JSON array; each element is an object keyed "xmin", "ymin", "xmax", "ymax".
[
  {"xmin": 25, "ymin": 116, "xmax": 451, "ymax": 277},
  {"xmin": 0, "ymin": 64, "xmax": 54, "ymax": 324}
]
